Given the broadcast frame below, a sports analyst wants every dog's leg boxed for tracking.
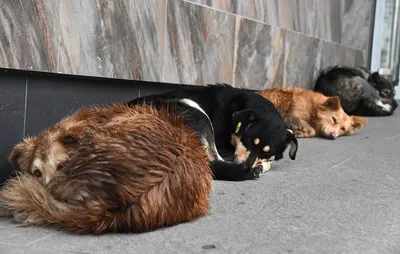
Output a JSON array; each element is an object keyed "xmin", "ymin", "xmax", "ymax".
[
  {"xmin": 286, "ymin": 117, "xmax": 316, "ymax": 138},
  {"xmin": 210, "ymin": 160, "xmax": 263, "ymax": 181}
]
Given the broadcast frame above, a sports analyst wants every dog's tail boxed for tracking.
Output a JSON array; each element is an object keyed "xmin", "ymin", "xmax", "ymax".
[
  {"xmin": 0, "ymin": 174, "xmax": 108, "ymax": 234},
  {"xmin": 0, "ymin": 171, "xmax": 211, "ymax": 235}
]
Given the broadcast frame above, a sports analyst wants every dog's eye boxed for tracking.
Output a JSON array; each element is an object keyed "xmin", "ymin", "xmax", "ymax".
[
  {"xmin": 57, "ymin": 161, "xmax": 67, "ymax": 171},
  {"xmin": 33, "ymin": 169, "xmax": 42, "ymax": 178},
  {"xmin": 332, "ymin": 117, "xmax": 336, "ymax": 124},
  {"xmin": 340, "ymin": 127, "xmax": 345, "ymax": 132}
]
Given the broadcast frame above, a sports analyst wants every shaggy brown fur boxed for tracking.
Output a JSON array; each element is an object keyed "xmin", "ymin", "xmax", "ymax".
[
  {"xmin": 1, "ymin": 104, "xmax": 213, "ymax": 234},
  {"xmin": 257, "ymin": 88, "xmax": 368, "ymax": 139},
  {"xmin": 8, "ymin": 104, "xmax": 145, "ymax": 184}
]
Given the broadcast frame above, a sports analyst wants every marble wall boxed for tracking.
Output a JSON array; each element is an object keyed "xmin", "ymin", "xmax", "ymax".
[{"xmin": 0, "ymin": 0, "xmax": 374, "ymax": 89}]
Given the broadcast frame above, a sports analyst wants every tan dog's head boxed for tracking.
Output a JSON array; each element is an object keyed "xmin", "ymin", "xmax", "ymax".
[
  {"xmin": 315, "ymin": 96, "xmax": 368, "ymax": 139},
  {"xmin": 8, "ymin": 124, "xmax": 84, "ymax": 185}
]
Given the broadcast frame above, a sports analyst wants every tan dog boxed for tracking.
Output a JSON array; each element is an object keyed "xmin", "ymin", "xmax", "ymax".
[
  {"xmin": 2, "ymin": 104, "xmax": 213, "ymax": 234},
  {"xmin": 257, "ymin": 88, "xmax": 368, "ymax": 139}
]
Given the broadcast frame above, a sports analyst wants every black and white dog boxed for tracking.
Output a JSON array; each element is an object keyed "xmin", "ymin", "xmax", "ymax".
[
  {"xmin": 314, "ymin": 65, "xmax": 398, "ymax": 116},
  {"xmin": 128, "ymin": 84, "xmax": 298, "ymax": 181}
]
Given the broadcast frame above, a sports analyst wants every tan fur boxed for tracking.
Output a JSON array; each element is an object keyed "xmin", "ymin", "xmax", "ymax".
[
  {"xmin": 257, "ymin": 88, "xmax": 368, "ymax": 139},
  {"xmin": 2, "ymin": 104, "xmax": 213, "ymax": 234}
]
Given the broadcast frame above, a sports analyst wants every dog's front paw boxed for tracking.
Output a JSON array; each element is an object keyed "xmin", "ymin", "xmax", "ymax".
[
  {"xmin": 243, "ymin": 164, "xmax": 263, "ymax": 180},
  {"xmin": 376, "ymin": 100, "xmax": 392, "ymax": 112}
]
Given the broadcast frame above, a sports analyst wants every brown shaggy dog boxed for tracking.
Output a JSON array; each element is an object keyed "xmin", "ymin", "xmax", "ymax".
[
  {"xmin": 257, "ymin": 88, "xmax": 368, "ymax": 139},
  {"xmin": 1, "ymin": 104, "xmax": 213, "ymax": 234}
]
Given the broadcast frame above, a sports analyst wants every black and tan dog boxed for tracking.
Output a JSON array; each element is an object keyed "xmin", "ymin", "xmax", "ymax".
[{"xmin": 128, "ymin": 83, "xmax": 298, "ymax": 179}]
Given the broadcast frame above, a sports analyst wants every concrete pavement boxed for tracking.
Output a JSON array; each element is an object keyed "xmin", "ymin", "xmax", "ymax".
[{"xmin": 0, "ymin": 109, "xmax": 400, "ymax": 253}]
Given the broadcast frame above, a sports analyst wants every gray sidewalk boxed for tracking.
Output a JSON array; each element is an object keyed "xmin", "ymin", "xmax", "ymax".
[{"xmin": 1, "ymin": 110, "xmax": 400, "ymax": 254}]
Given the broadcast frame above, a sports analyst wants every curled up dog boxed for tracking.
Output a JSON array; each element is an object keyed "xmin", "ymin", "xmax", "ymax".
[
  {"xmin": 1, "ymin": 104, "xmax": 213, "ymax": 234},
  {"xmin": 128, "ymin": 83, "xmax": 299, "ymax": 176}
]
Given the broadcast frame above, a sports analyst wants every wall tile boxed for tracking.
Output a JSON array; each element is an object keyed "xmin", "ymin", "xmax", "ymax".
[
  {"xmin": 337, "ymin": 45, "xmax": 357, "ymax": 67},
  {"xmin": 234, "ymin": 18, "xmax": 285, "ymax": 89},
  {"xmin": 0, "ymin": 0, "xmax": 60, "ymax": 72},
  {"xmin": 283, "ymin": 31, "xmax": 322, "ymax": 89},
  {"xmin": 58, "ymin": 0, "xmax": 166, "ymax": 81},
  {"xmin": 0, "ymin": 71, "xmax": 26, "ymax": 185},
  {"xmin": 355, "ymin": 50, "xmax": 368, "ymax": 67},
  {"xmin": 314, "ymin": 0, "xmax": 344, "ymax": 43},
  {"xmin": 318, "ymin": 41, "xmax": 339, "ymax": 71},
  {"xmin": 279, "ymin": 0, "xmax": 316, "ymax": 36},
  {"xmin": 341, "ymin": 0, "xmax": 373, "ymax": 50},
  {"xmin": 162, "ymin": 0, "xmax": 236, "ymax": 85}
]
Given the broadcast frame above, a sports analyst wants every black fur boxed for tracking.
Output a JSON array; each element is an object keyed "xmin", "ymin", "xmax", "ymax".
[
  {"xmin": 128, "ymin": 84, "xmax": 298, "ymax": 181},
  {"xmin": 314, "ymin": 65, "xmax": 398, "ymax": 116}
]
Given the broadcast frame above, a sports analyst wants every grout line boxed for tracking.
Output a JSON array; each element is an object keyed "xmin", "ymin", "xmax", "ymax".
[
  {"xmin": 0, "ymin": 241, "xmax": 23, "ymax": 247},
  {"xmin": 231, "ymin": 16, "xmax": 241, "ymax": 88},
  {"xmin": 56, "ymin": 1, "xmax": 62, "ymax": 73},
  {"xmin": 387, "ymin": 133, "xmax": 400, "ymax": 140},
  {"xmin": 181, "ymin": 0, "xmax": 367, "ymax": 52},
  {"xmin": 332, "ymin": 157, "xmax": 354, "ymax": 169},
  {"xmin": 22, "ymin": 77, "xmax": 28, "ymax": 137},
  {"xmin": 160, "ymin": 0, "xmax": 169, "ymax": 81},
  {"xmin": 26, "ymin": 232, "xmax": 58, "ymax": 246}
]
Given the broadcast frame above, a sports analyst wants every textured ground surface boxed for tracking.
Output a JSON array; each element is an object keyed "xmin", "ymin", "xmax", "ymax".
[{"xmin": 0, "ymin": 110, "xmax": 400, "ymax": 254}]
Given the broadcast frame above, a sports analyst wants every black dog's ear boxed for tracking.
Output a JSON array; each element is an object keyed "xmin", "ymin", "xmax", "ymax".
[
  {"xmin": 232, "ymin": 109, "xmax": 258, "ymax": 122},
  {"xmin": 232, "ymin": 110, "xmax": 258, "ymax": 135},
  {"xmin": 286, "ymin": 129, "xmax": 298, "ymax": 160},
  {"xmin": 368, "ymin": 72, "xmax": 381, "ymax": 83}
]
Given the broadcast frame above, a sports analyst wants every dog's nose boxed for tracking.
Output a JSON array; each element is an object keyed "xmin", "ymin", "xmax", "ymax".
[{"xmin": 329, "ymin": 132, "xmax": 337, "ymax": 139}]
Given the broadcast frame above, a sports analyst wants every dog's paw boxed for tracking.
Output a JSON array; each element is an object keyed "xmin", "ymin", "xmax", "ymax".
[
  {"xmin": 260, "ymin": 161, "xmax": 272, "ymax": 174},
  {"xmin": 243, "ymin": 164, "xmax": 263, "ymax": 180},
  {"xmin": 376, "ymin": 100, "xmax": 392, "ymax": 112},
  {"xmin": 252, "ymin": 164, "xmax": 263, "ymax": 178}
]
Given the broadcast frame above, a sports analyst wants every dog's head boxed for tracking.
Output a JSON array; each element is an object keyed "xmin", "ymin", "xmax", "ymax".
[
  {"xmin": 368, "ymin": 72, "xmax": 397, "ymax": 104},
  {"xmin": 315, "ymin": 96, "xmax": 368, "ymax": 139},
  {"xmin": 8, "ymin": 124, "xmax": 84, "ymax": 185},
  {"xmin": 231, "ymin": 109, "xmax": 298, "ymax": 171}
]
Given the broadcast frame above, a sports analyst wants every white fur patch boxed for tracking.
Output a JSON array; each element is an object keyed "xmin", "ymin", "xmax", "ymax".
[
  {"xmin": 49, "ymin": 158, "xmax": 56, "ymax": 169},
  {"xmin": 376, "ymin": 100, "xmax": 392, "ymax": 112},
  {"xmin": 180, "ymin": 98, "xmax": 225, "ymax": 161},
  {"xmin": 179, "ymin": 99, "xmax": 209, "ymax": 119},
  {"xmin": 213, "ymin": 143, "xmax": 224, "ymax": 161},
  {"xmin": 33, "ymin": 159, "xmax": 41, "ymax": 170},
  {"xmin": 261, "ymin": 161, "xmax": 272, "ymax": 174}
]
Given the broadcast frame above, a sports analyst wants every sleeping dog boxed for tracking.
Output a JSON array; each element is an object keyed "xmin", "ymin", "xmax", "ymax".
[{"xmin": 128, "ymin": 83, "xmax": 298, "ymax": 181}]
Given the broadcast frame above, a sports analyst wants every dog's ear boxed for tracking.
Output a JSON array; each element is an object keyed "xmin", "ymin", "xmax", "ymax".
[
  {"xmin": 8, "ymin": 136, "xmax": 37, "ymax": 171},
  {"xmin": 286, "ymin": 129, "xmax": 298, "ymax": 160},
  {"xmin": 369, "ymin": 72, "xmax": 381, "ymax": 83},
  {"xmin": 232, "ymin": 110, "xmax": 259, "ymax": 135},
  {"xmin": 351, "ymin": 116, "xmax": 368, "ymax": 132},
  {"xmin": 321, "ymin": 96, "xmax": 341, "ymax": 110}
]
